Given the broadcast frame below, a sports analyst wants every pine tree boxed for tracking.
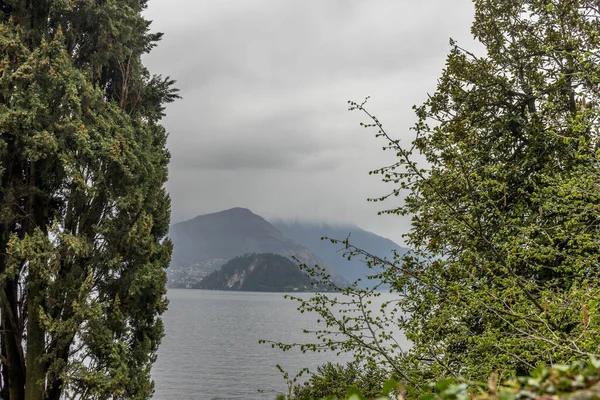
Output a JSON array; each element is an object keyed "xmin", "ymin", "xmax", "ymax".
[{"xmin": 0, "ymin": 1, "xmax": 177, "ymax": 398}]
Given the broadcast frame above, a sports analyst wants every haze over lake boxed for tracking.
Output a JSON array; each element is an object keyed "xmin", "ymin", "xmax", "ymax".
[{"xmin": 152, "ymin": 289, "xmax": 408, "ymax": 400}]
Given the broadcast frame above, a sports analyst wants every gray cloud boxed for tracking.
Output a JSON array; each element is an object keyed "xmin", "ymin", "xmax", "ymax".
[
  {"xmin": 172, "ymin": 141, "xmax": 342, "ymax": 171},
  {"xmin": 144, "ymin": 0, "xmax": 477, "ymax": 244}
]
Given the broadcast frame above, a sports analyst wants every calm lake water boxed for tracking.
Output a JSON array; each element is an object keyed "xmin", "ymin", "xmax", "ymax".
[{"xmin": 152, "ymin": 289, "xmax": 407, "ymax": 400}]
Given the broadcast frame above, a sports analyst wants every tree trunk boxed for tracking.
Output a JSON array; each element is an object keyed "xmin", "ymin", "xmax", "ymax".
[
  {"xmin": 0, "ymin": 136, "xmax": 26, "ymax": 400},
  {"xmin": 23, "ymin": 161, "xmax": 47, "ymax": 400},
  {"xmin": 24, "ymin": 281, "xmax": 44, "ymax": 400},
  {"xmin": 1, "ymin": 280, "xmax": 25, "ymax": 400}
]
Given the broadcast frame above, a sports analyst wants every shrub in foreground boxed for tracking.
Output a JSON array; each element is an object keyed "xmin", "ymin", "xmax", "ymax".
[{"xmin": 280, "ymin": 359, "xmax": 600, "ymax": 400}]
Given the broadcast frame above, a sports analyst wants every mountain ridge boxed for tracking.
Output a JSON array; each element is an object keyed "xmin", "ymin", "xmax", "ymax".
[
  {"xmin": 167, "ymin": 208, "xmax": 339, "ymax": 287},
  {"xmin": 270, "ymin": 219, "xmax": 409, "ymax": 286},
  {"xmin": 167, "ymin": 207, "xmax": 408, "ymax": 289}
]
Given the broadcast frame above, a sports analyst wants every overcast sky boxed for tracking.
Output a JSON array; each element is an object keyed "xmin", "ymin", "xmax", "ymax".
[{"xmin": 142, "ymin": 0, "xmax": 477, "ymax": 245}]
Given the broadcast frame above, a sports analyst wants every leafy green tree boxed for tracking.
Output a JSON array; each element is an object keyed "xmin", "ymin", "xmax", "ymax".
[
  {"xmin": 276, "ymin": 0, "xmax": 600, "ymax": 395},
  {"xmin": 0, "ymin": 1, "xmax": 177, "ymax": 399},
  {"xmin": 378, "ymin": 0, "xmax": 600, "ymax": 383},
  {"xmin": 291, "ymin": 362, "xmax": 389, "ymax": 400}
]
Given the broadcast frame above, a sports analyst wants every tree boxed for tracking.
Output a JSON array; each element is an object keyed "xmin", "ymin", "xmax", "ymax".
[
  {"xmin": 0, "ymin": 1, "xmax": 177, "ymax": 399},
  {"xmin": 383, "ymin": 0, "xmax": 600, "ymax": 382},
  {"xmin": 290, "ymin": 361, "xmax": 388, "ymax": 400},
  {"xmin": 276, "ymin": 0, "xmax": 600, "ymax": 394}
]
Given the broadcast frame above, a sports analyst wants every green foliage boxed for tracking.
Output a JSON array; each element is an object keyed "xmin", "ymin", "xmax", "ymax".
[
  {"xmin": 415, "ymin": 359, "xmax": 600, "ymax": 400},
  {"xmin": 271, "ymin": 0, "xmax": 600, "ymax": 397},
  {"xmin": 291, "ymin": 362, "xmax": 390, "ymax": 400},
  {"xmin": 0, "ymin": 1, "xmax": 177, "ymax": 399},
  {"xmin": 198, "ymin": 253, "xmax": 332, "ymax": 291},
  {"xmin": 280, "ymin": 360, "xmax": 600, "ymax": 400},
  {"xmin": 272, "ymin": 362, "xmax": 395, "ymax": 400},
  {"xmin": 364, "ymin": 0, "xmax": 600, "ymax": 384}
]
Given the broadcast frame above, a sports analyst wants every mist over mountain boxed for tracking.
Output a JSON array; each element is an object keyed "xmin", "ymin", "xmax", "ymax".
[
  {"xmin": 270, "ymin": 219, "xmax": 409, "ymax": 286},
  {"xmin": 168, "ymin": 208, "xmax": 337, "ymax": 287},
  {"xmin": 167, "ymin": 207, "xmax": 406, "ymax": 289}
]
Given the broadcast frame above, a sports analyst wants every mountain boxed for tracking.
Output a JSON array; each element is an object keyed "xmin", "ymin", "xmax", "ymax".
[
  {"xmin": 270, "ymin": 220, "xmax": 409, "ymax": 286},
  {"xmin": 168, "ymin": 208, "xmax": 337, "ymax": 288},
  {"xmin": 197, "ymin": 253, "xmax": 331, "ymax": 291}
]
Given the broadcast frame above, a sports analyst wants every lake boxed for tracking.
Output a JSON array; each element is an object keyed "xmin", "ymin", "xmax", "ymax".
[{"xmin": 152, "ymin": 289, "xmax": 407, "ymax": 400}]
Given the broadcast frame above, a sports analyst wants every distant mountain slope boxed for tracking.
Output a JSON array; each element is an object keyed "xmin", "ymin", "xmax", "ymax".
[
  {"xmin": 271, "ymin": 220, "xmax": 409, "ymax": 286},
  {"xmin": 168, "ymin": 208, "xmax": 337, "ymax": 287},
  {"xmin": 197, "ymin": 253, "xmax": 330, "ymax": 291}
]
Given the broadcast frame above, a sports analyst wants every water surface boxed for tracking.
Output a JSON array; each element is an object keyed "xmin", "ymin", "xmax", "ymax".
[{"xmin": 152, "ymin": 289, "xmax": 404, "ymax": 399}]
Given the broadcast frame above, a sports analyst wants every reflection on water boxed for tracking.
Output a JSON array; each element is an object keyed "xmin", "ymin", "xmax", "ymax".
[{"xmin": 152, "ymin": 289, "xmax": 406, "ymax": 400}]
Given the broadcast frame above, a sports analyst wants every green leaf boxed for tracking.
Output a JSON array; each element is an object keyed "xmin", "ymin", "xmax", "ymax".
[
  {"xmin": 435, "ymin": 378, "xmax": 455, "ymax": 392},
  {"xmin": 498, "ymin": 388, "xmax": 515, "ymax": 400},
  {"xmin": 346, "ymin": 386, "xmax": 365, "ymax": 400},
  {"xmin": 382, "ymin": 378, "xmax": 398, "ymax": 395}
]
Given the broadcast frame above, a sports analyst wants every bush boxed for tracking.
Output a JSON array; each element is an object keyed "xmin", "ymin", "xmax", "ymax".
[
  {"xmin": 282, "ymin": 359, "xmax": 600, "ymax": 400},
  {"xmin": 291, "ymin": 362, "xmax": 390, "ymax": 400}
]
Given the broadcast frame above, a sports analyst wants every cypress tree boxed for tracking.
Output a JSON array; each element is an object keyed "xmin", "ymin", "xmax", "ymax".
[{"xmin": 0, "ymin": 1, "xmax": 177, "ymax": 398}]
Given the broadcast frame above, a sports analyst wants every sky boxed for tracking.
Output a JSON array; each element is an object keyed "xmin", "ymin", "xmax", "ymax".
[{"xmin": 142, "ymin": 0, "xmax": 478, "ymax": 245}]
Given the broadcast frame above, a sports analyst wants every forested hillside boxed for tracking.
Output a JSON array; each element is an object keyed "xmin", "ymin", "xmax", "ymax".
[{"xmin": 198, "ymin": 253, "xmax": 328, "ymax": 292}]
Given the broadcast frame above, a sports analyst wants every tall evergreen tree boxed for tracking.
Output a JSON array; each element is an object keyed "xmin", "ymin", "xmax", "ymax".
[{"xmin": 0, "ymin": 1, "xmax": 177, "ymax": 398}]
